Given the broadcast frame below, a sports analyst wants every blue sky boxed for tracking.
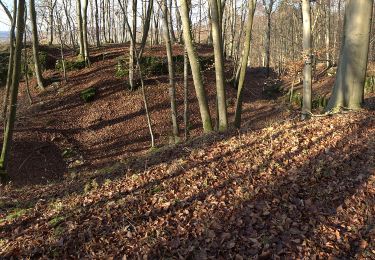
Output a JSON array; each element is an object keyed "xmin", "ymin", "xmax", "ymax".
[{"xmin": 0, "ymin": 0, "xmax": 13, "ymax": 31}]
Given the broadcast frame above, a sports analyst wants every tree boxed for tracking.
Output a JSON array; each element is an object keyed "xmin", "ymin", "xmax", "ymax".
[
  {"xmin": 327, "ymin": 0, "xmax": 373, "ymax": 111},
  {"xmin": 77, "ymin": 0, "xmax": 84, "ymax": 57},
  {"xmin": 209, "ymin": 0, "xmax": 227, "ymax": 131},
  {"xmin": 29, "ymin": 0, "xmax": 45, "ymax": 90},
  {"xmin": 0, "ymin": 0, "xmax": 25, "ymax": 182},
  {"xmin": 0, "ymin": 0, "xmax": 17, "ymax": 119},
  {"xmin": 262, "ymin": 0, "xmax": 275, "ymax": 77},
  {"xmin": 48, "ymin": 0, "xmax": 57, "ymax": 45},
  {"xmin": 82, "ymin": 0, "xmax": 91, "ymax": 66},
  {"xmin": 301, "ymin": 0, "xmax": 312, "ymax": 119},
  {"xmin": 234, "ymin": 0, "xmax": 257, "ymax": 128},
  {"xmin": 179, "ymin": 0, "xmax": 213, "ymax": 132},
  {"xmin": 94, "ymin": 0, "xmax": 100, "ymax": 47},
  {"xmin": 161, "ymin": 0, "xmax": 179, "ymax": 142}
]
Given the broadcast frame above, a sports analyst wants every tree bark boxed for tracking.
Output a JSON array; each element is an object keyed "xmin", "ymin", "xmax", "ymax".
[
  {"xmin": 162, "ymin": 0, "xmax": 179, "ymax": 142},
  {"xmin": 179, "ymin": 0, "xmax": 213, "ymax": 132},
  {"xmin": 209, "ymin": 0, "xmax": 227, "ymax": 131},
  {"xmin": 82, "ymin": 0, "xmax": 91, "ymax": 66},
  {"xmin": 30, "ymin": 0, "xmax": 45, "ymax": 90},
  {"xmin": 301, "ymin": 0, "xmax": 312, "ymax": 119},
  {"xmin": 326, "ymin": 0, "xmax": 373, "ymax": 111},
  {"xmin": 234, "ymin": 0, "xmax": 256, "ymax": 128},
  {"xmin": 0, "ymin": 0, "xmax": 25, "ymax": 181},
  {"xmin": 77, "ymin": 0, "xmax": 84, "ymax": 57}
]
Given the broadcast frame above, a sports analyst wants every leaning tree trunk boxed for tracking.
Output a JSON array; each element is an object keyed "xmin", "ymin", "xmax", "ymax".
[
  {"xmin": 301, "ymin": 0, "xmax": 312, "ymax": 119},
  {"xmin": 1, "ymin": 0, "xmax": 17, "ymax": 120},
  {"xmin": 29, "ymin": 0, "xmax": 45, "ymax": 90},
  {"xmin": 179, "ymin": 0, "xmax": 213, "ymax": 132},
  {"xmin": 209, "ymin": 0, "xmax": 227, "ymax": 131},
  {"xmin": 162, "ymin": 0, "xmax": 179, "ymax": 142},
  {"xmin": 0, "ymin": 0, "xmax": 25, "ymax": 182},
  {"xmin": 234, "ymin": 0, "xmax": 256, "ymax": 128},
  {"xmin": 326, "ymin": 0, "xmax": 373, "ymax": 111}
]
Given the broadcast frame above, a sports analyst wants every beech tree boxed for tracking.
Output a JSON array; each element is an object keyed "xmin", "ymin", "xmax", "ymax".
[
  {"xmin": 326, "ymin": 0, "xmax": 373, "ymax": 111},
  {"xmin": 209, "ymin": 0, "xmax": 228, "ymax": 131},
  {"xmin": 30, "ymin": 0, "xmax": 45, "ymax": 90},
  {"xmin": 234, "ymin": 0, "xmax": 257, "ymax": 128},
  {"xmin": 161, "ymin": 0, "xmax": 179, "ymax": 142},
  {"xmin": 0, "ymin": 0, "xmax": 25, "ymax": 182},
  {"xmin": 301, "ymin": 0, "xmax": 312, "ymax": 119},
  {"xmin": 179, "ymin": 0, "xmax": 213, "ymax": 132}
]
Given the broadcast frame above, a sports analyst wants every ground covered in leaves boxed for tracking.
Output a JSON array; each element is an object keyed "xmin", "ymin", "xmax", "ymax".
[{"xmin": 0, "ymin": 44, "xmax": 374, "ymax": 258}]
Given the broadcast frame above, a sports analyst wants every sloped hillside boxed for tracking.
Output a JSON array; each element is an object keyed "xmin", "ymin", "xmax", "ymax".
[{"xmin": 0, "ymin": 98, "xmax": 374, "ymax": 258}]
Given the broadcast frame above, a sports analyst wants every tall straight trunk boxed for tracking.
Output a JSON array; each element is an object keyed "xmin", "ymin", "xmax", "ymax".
[
  {"xmin": 207, "ymin": 3, "xmax": 213, "ymax": 44},
  {"xmin": 48, "ymin": 0, "xmax": 56, "ymax": 45},
  {"xmin": 209, "ymin": 0, "xmax": 227, "ymax": 131},
  {"xmin": 0, "ymin": 0, "xmax": 25, "ymax": 181},
  {"xmin": 138, "ymin": 0, "xmax": 153, "ymax": 59},
  {"xmin": 327, "ymin": 0, "xmax": 373, "ymax": 111},
  {"xmin": 234, "ymin": 0, "xmax": 256, "ymax": 128},
  {"xmin": 301, "ymin": 0, "xmax": 312, "ymax": 119},
  {"xmin": 325, "ymin": 0, "xmax": 331, "ymax": 67},
  {"xmin": 179, "ymin": 0, "xmax": 213, "ymax": 132},
  {"xmin": 77, "ymin": 0, "xmax": 84, "ymax": 57},
  {"xmin": 129, "ymin": 0, "xmax": 137, "ymax": 90},
  {"xmin": 183, "ymin": 49, "xmax": 189, "ymax": 140},
  {"xmin": 264, "ymin": 11, "xmax": 271, "ymax": 77},
  {"xmin": 95, "ymin": 0, "xmax": 100, "ymax": 47},
  {"xmin": 119, "ymin": 1, "xmax": 155, "ymax": 147},
  {"xmin": 168, "ymin": 0, "xmax": 176, "ymax": 43},
  {"xmin": 174, "ymin": 0, "xmax": 182, "ymax": 42},
  {"xmin": 162, "ymin": 0, "xmax": 179, "ymax": 141},
  {"xmin": 30, "ymin": 0, "xmax": 45, "ymax": 90},
  {"xmin": 1, "ymin": 0, "xmax": 17, "ymax": 120},
  {"xmin": 62, "ymin": 0, "xmax": 76, "ymax": 50},
  {"xmin": 82, "ymin": 0, "xmax": 91, "ymax": 66}
]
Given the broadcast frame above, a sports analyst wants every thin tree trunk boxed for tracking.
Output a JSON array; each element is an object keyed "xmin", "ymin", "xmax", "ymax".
[
  {"xmin": 301, "ymin": 0, "xmax": 312, "ymax": 119},
  {"xmin": 0, "ymin": 0, "xmax": 25, "ymax": 182},
  {"xmin": 82, "ymin": 0, "xmax": 91, "ymax": 66},
  {"xmin": 77, "ymin": 0, "xmax": 84, "ymax": 57},
  {"xmin": 162, "ymin": 0, "xmax": 179, "ymax": 142},
  {"xmin": 179, "ymin": 0, "xmax": 213, "ymax": 132},
  {"xmin": 30, "ymin": 0, "xmax": 45, "ymax": 90},
  {"xmin": 234, "ymin": 0, "xmax": 256, "ymax": 128},
  {"xmin": 95, "ymin": 0, "xmax": 100, "ymax": 47},
  {"xmin": 1, "ymin": 0, "xmax": 17, "ymax": 120},
  {"xmin": 209, "ymin": 0, "xmax": 227, "ymax": 131},
  {"xmin": 183, "ymin": 49, "xmax": 189, "ymax": 140}
]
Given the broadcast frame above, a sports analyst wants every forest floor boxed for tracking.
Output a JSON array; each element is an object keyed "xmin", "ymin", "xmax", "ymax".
[{"xmin": 0, "ymin": 44, "xmax": 374, "ymax": 258}]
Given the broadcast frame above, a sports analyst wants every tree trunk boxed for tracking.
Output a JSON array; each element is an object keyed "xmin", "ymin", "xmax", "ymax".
[
  {"xmin": 179, "ymin": 0, "xmax": 213, "ymax": 132},
  {"xmin": 82, "ymin": 0, "xmax": 91, "ymax": 66},
  {"xmin": 183, "ymin": 49, "xmax": 189, "ymax": 140},
  {"xmin": 1, "ymin": 0, "xmax": 17, "ymax": 120},
  {"xmin": 129, "ymin": 0, "xmax": 137, "ymax": 90},
  {"xmin": 326, "ymin": 0, "xmax": 373, "ymax": 111},
  {"xmin": 162, "ymin": 0, "xmax": 179, "ymax": 142},
  {"xmin": 0, "ymin": 0, "xmax": 25, "ymax": 182},
  {"xmin": 77, "ymin": 0, "xmax": 84, "ymax": 57},
  {"xmin": 234, "ymin": 0, "xmax": 256, "ymax": 128},
  {"xmin": 325, "ymin": 0, "xmax": 331, "ymax": 67},
  {"xmin": 209, "ymin": 0, "xmax": 227, "ymax": 131},
  {"xmin": 301, "ymin": 0, "xmax": 312, "ymax": 119},
  {"xmin": 95, "ymin": 0, "xmax": 100, "ymax": 47},
  {"xmin": 30, "ymin": 0, "xmax": 45, "ymax": 90}
]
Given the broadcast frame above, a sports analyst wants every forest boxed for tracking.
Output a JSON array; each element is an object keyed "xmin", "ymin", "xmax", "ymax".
[{"xmin": 0, "ymin": 0, "xmax": 374, "ymax": 258}]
